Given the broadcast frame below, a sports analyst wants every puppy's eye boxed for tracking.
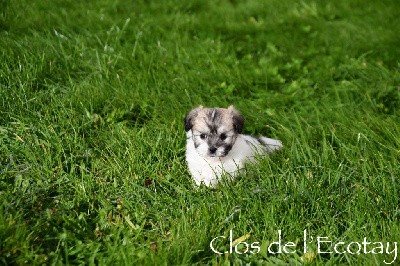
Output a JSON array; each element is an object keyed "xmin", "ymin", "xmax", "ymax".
[
  {"xmin": 220, "ymin": 133, "xmax": 227, "ymax": 141},
  {"xmin": 200, "ymin": 133, "xmax": 207, "ymax": 140}
]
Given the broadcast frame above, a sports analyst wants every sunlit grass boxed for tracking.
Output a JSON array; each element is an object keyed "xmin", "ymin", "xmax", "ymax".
[{"xmin": 1, "ymin": 0, "xmax": 399, "ymax": 264}]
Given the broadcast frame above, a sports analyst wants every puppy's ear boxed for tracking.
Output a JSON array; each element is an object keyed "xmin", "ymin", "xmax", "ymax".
[
  {"xmin": 184, "ymin": 105, "xmax": 203, "ymax": 132},
  {"xmin": 228, "ymin": 105, "xmax": 244, "ymax": 134}
]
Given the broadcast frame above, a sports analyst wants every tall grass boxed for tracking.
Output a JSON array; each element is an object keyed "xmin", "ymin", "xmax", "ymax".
[{"xmin": 1, "ymin": 0, "xmax": 399, "ymax": 264}]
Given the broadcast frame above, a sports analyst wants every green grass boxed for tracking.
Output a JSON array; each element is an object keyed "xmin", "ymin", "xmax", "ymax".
[{"xmin": 1, "ymin": 0, "xmax": 399, "ymax": 265}]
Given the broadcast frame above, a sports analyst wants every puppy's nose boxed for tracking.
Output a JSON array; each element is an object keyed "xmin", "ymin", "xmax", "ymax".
[{"xmin": 209, "ymin": 146, "xmax": 217, "ymax": 154}]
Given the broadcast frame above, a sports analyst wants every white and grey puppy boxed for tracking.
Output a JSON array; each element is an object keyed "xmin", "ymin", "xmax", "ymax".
[{"xmin": 184, "ymin": 105, "xmax": 282, "ymax": 187}]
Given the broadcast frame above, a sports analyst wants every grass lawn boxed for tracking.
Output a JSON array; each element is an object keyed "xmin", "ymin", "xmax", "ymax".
[{"xmin": 1, "ymin": 0, "xmax": 399, "ymax": 264}]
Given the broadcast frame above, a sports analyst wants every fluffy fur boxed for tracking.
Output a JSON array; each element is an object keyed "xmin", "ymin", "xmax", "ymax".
[{"xmin": 184, "ymin": 105, "xmax": 282, "ymax": 187}]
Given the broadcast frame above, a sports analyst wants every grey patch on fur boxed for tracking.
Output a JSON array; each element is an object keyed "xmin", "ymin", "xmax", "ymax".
[
  {"xmin": 210, "ymin": 108, "xmax": 217, "ymax": 121},
  {"xmin": 205, "ymin": 108, "xmax": 223, "ymax": 134},
  {"xmin": 221, "ymin": 143, "xmax": 232, "ymax": 155},
  {"xmin": 256, "ymin": 137, "xmax": 270, "ymax": 152},
  {"xmin": 229, "ymin": 108, "xmax": 244, "ymax": 133},
  {"xmin": 256, "ymin": 137, "xmax": 282, "ymax": 153},
  {"xmin": 194, "ymin": 140, "xmax": 200, "ymax": 148},
  {"xmin": 256, "ymin": 137, "xmax": 264, "ymax": 145},
  {"xmin": 184, "ymin": 105, "xmax": 203, "ymax": 131},
  {"xmin": 245, "ymin": 139, "xmax": 253, "ymax": 146}
]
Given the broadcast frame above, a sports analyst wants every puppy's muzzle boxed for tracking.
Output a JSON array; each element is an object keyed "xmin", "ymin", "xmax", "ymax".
[{"xmin": 209, "ymin": 146, "xmax": 217, "ymax": 154}]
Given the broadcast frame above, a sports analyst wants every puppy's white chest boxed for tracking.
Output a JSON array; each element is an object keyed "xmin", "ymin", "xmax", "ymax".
[
  {"xmin": 185, "ymin": 132, "xmax": 264, "ymax": 187},
  {"xmin": 189, "ymin": 156, "xmax": 243, "ymax": 187}
]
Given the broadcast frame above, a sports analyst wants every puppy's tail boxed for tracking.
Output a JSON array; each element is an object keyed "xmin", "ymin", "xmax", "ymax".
[{"xmin": 257, "ymin": 137, "xmax": 283, "ymax": 153}]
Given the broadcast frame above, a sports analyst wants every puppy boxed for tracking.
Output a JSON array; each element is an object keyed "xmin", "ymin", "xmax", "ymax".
[{"xmin": 184, "ymin": 105, "xmax": 282, "ymax": 187}]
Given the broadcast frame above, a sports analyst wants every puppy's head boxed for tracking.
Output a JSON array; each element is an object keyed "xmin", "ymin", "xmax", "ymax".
[{"xmin": 184, "ymin": 105, "xmax": 244, "ymax": 158}]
